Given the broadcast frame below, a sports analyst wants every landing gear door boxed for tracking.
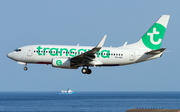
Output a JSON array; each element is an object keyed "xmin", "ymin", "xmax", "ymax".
[
  {"xmin": 129, "ymin": 51, "xmax": 135, "ymax": 61},
  {"xmin": 27, "ymin": 47, "xmax": 33, "ymax": 56}
]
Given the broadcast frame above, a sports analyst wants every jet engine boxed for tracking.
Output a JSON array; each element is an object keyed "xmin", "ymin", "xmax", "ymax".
[{"xmin": 52, "ymin": 57, "xmax": 75, "ymax": 69}]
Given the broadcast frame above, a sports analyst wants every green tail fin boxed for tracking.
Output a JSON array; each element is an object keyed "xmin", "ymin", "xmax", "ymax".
[{"xmin": 137, "ymin": 15, "xmax": 170, "ymax": 50}]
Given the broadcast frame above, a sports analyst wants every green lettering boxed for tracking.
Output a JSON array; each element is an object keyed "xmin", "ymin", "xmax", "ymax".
[
  {"xmin": 50, "ymin": 48, "xmax": 58, "ymax": 56},
  {"xmin": 101, "ymin": 50, "xmax": 110, "ymax": 58},
  {"xmin": 78, "ymin": 49, "xmax": 86, "ymax": 54},
  {"xmin": 36, "ymin": 46, "xmax": 43, "ymax": 55},
  {"xmin": 96, "ymin": 51, "xmax": 100, "ymax": 58},
  {"xmin": 43, "ymin": 47, "xmax": 50, "ymax": 55},
  {"xmin": 69, "ymin": 48, "xmax": 76, "ymax": 57},
  {"xmin": 36, "ymin": 46, "xmax": 111, "ymax": 58},
  {"xmin": 60, "ymin": 48, "xmax": 68, "ymax": 56}
]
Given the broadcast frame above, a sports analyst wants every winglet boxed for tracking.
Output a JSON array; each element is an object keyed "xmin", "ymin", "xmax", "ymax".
[{"xmin": 96, "ymin": 35, "xmax": 107, "ymax": 48}]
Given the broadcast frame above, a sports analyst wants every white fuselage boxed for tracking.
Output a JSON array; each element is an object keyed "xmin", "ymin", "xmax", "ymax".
[{"xmin": 7, "ymin": 45, "xmax": 162, "ymax": 68}]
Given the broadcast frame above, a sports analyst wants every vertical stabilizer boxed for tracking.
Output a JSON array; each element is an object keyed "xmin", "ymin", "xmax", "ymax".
[{"xmin": 133, "ymin": 15, "xmax": 170, "ymax": 50}]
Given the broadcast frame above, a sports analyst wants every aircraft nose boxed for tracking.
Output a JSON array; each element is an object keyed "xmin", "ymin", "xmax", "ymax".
[{"xmin": 7, "ymin": 52, "xmax": 14, "ymax": 59}]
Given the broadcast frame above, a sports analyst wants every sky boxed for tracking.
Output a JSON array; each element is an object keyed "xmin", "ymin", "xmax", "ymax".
[{"xmin": 1, "ymin": 0, "xmax": 180, "ymax": 91}]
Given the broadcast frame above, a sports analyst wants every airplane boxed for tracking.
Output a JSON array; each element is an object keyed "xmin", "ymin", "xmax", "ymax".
[{"xmin": 7, "ymin": 15, "xmax": 170, "ymax": 74}]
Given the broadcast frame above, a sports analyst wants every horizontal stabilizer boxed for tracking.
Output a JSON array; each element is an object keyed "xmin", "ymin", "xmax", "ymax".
[{"xmin": 145, "ymin": 48, "xmax": 166, "ymax": 54}]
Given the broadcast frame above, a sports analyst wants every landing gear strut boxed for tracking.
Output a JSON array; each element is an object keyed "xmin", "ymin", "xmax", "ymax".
[{"xmin": 81, "ymin": 66, "xmax": 92, "ymax": 74}]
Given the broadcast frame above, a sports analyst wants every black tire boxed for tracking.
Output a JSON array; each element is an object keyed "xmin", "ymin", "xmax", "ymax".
[
  {"xmin": 24, "ymin": 67, "xmax": 28, "ymax": 71},
  {"xmin": 81, "ymin": 68, "xmax": 87, "ymax": 74},
  {"xmin": 86, "ymin": 69, "xmax": 92, "ymax": 74}
]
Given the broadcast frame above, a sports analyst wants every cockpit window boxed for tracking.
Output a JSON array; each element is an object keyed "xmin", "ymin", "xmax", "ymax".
[{"xmin": 14, "ymin": 49, "xmax": 21, "ymax": 52}]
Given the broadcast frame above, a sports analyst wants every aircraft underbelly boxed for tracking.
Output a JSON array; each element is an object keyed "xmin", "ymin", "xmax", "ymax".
[
  {"xmin": 98, "ymin": 58, "xmax": 121, "ymax": 65},
  {"xmin": 32, "ymin": 56, "xmax": 52, "ymax": 63}
]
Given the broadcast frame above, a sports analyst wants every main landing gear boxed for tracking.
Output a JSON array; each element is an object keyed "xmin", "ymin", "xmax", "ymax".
[{"xmin": 81, "ymin": 66, "xmax": 92, "ymax": 74}]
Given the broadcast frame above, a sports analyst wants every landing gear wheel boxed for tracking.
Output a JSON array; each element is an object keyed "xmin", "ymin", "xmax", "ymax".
[
  {"xmin": 86, "ymin": 69, "xmax": 92, "ymax": 74},
  {"xmin": 81, "ymin": 68, "xmax": 87, "ymax": 74},
  {"xmin": 81, "ymin": 67, "xmax": 92, "ymax": 74},
  {"xmin": 24, "ymin": 67, "xmax": 28, "ymax": 71}
]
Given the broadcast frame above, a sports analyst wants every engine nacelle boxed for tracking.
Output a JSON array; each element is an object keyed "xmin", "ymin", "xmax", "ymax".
[{"xmin": 52, "ymin": 57, "xmax": 71, "ymax": 69}]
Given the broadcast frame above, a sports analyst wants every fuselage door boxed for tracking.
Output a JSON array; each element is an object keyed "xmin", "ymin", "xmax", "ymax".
[
  {"xmin": 27, "ymin": 47, "xmax": 33, "ymax": 56},
  {"xmin": 129, "ymin": 51, "xmax": 135, "ymax": 61}
]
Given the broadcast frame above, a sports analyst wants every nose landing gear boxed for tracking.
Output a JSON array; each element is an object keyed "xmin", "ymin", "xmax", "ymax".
[
  {"xmin": 81, "ymin": 66, "xmax": 92, "ymax": 74},
  {"xmin": 23, "ymin": 63, "xmax": 28, "ymax": 71},
  {"xmin": 24, "ymin": 67, "xmax": 28, "ymax": 71}
]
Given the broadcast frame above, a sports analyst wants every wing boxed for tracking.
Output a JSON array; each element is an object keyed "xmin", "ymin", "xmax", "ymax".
[{"xmin": 71, "ymin": 35, "xmax": 107, "ymax": 66}]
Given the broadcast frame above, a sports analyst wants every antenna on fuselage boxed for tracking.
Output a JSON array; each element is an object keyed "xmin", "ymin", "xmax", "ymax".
[{"xmin": 123, "ymin": 42, "xmax": 128, "ymax": 46}]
